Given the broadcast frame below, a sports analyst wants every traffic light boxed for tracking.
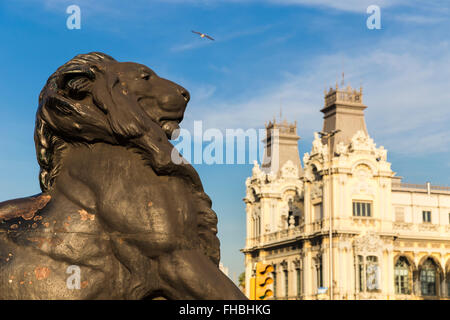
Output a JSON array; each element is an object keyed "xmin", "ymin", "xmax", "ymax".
[
  {"xmin": 255, "ymin": 262, "xmax": 273, "ymax": 300},
  {"xmin": 249, "ymin": 276, "xmax": 256, "ymax": 300}
]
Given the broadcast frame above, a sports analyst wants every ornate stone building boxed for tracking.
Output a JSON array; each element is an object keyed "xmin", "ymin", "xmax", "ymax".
[{"xmin": 242, "ymin": 84, "xmax": 450, "ymax": 300}]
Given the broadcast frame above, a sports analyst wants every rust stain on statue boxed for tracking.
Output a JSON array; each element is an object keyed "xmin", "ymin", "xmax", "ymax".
[
  {"xmin": 28, "ymin": 237, "xmax": 47, "ymax": 248},
  {"xmin": 81, "ymin": 281, "xmax": 88, "ymax": 289},
  {"xmin": 78, "ymin": 209, "xmax": 95, "ymax": 221},
  {"xmin": 34, "ymin": 267, "xmax": 51, "ymax": 280},
  {"xmin": 0, "ymin": 194, "xmax": 51, "ymax": 222},
  {"xmin": 28, "ymin": 236, "xmax": 61, "ymax": 248}
]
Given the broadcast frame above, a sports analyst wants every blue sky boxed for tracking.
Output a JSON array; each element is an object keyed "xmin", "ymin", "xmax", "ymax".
[{"xmin": 0, "ymin": 0, "xmax": 449, "ymax": 284}]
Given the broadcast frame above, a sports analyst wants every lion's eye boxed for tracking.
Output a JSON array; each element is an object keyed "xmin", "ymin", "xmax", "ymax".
[{"xmin": 141, "ymin": 74, "xmax": 150, "ymax": 80}]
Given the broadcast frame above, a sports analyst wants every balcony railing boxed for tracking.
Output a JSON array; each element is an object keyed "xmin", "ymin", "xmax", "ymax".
[
  {"xmin": 247, "ymin": 225, "xmax": 305, "ymax": 247},
  {"xmin": 392, "ymin": 182, "xmax": 450, "ymax": 192}
]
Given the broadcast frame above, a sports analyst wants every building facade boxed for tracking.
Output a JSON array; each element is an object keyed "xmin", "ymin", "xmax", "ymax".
[{"xmin": 242, "ymin": 84, "xmax": 450, "ymax": 300}]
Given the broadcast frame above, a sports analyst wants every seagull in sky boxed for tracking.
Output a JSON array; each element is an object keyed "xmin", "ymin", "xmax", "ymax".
[{"xmin": 192, "ymin": 30, "xmax": 215, "ymax": 41}]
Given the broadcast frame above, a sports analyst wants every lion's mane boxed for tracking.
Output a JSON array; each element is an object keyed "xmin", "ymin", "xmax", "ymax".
[{"xmin": 35, "ymin": 52, "xmax": 201, "ymax": 192}]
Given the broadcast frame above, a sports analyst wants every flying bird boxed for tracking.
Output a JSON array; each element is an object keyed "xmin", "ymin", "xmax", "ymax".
[{"xmin": 192, "ymin": 30, "xmax": 215, "ymax": 41}]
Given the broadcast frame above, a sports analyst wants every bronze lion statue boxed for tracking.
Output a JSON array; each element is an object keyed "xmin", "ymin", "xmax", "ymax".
[{"xmin": 0, "ymin": 52, "xmax": 246, "ymax": 300}]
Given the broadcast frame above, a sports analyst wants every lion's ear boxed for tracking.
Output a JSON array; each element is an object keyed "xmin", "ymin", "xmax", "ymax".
[{"xmin": 58, "ymin": 66, "xmax": 95, "ymax": 100}]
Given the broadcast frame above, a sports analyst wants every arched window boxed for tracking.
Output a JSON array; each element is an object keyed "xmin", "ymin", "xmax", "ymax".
[
  {"xmin": 420, "ymin": 258, "xmax": 437, "ymax": 296},
  {"xmin": 356, "ymin": 255, "xmax": 380, "ymax": 292},
  {"xmin": 315, "ymin": 256, "xmax": 323, "ymax": 289},
  {"xmin": 284, "ymin": 269, "xmax": 289, "ymax": 298},
  {"xmin": 366, "ymin": 256, "xmax": 380, "ymax": 291},
  {"xmin": 394, "ymin": 257, "xmax": 411, "ymax": 295},
  {"xmin": 296, "ymin": 267, "xmax": 301, "ymax": 298}
]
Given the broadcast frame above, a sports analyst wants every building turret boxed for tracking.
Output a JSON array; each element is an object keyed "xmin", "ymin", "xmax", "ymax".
[
  {"xmin": 262, "ymin": 119, "xmax": 303, "ymax": 177},
  {"xmin": 321, "ymin": 84, "xmax": 367, "ymax": 153}
]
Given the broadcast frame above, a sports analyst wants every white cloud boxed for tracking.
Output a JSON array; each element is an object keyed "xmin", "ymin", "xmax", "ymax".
[{"xmin": 393, "ymin": 14, "xmax": 446, "ymax": 24}]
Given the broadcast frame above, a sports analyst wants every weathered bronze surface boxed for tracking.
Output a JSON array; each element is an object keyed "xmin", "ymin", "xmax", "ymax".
[{"xmin": 0, "ymin": 52, "xmax": 246, "ymax": 299}]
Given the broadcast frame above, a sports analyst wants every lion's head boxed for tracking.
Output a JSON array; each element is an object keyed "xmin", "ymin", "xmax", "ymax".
[{"xmin": 35, "ymin": 52, "xmax": 191, "ymax": 192}]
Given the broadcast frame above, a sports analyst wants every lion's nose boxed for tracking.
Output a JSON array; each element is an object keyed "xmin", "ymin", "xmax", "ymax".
[{"xmin": 179, "ymin": 87, "xmax": 190, "ymax": 102}]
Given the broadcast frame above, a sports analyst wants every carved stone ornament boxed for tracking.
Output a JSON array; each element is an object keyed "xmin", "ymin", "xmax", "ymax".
[
  {"xmin": 303, "ymin": 165, "xmax": 314, "ymax": 183},
  {"xmin": 311, "ymin": 181, "xmax": 324, "ymax": 199},
  {"xmin": 375, "ymin": 145, "xmax": 387, "ymax": 161},
  {"xmin": 352, "ymin": 164, "xmax": 374, "ymax": 195},
  {"xmin": 281, "ymin": 160, "xmax": 299, "ymax": 179},
  {"xmin": 353, "ymin": 232, "xmax": 383, "ymax": 256},
  {"xmin": 251, "ymin": 160, "xmax": 266, "ymax": 181},
  {"xmin": 335, "ymin": 141, "xmax": 348, "ymax": 156},
  {"xmin": 311, "ymin": 132, "xmax": 327, "ymax": 156},
  {"xmin": 303, "ymin": 152, "xmax": 310, "ymax": 166},
  {"xmin": 350, "ymin": 130, "xmax": 376, "ymax": 152}
]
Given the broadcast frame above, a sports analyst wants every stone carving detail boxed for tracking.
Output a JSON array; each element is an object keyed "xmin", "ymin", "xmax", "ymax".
[
  {"xmin": 311, "ymin": 132, "xmax": 327, "ymax": 158},
  {"xmin": 419, "ymin": 223, "xmax": 438, "ymax": 232},
  {"xmin": 289, "ymin": 215, "xmax": 295, "ymax": 228},
  {"xmin": 375, "ymin": 146, "xmax": 387, "ymax": 161},
  {"xmin": 353, "ymin": 164, "xmax": 374, "ymax": 195},
  {"xmin": 303, "ymin": 152, "xmax": 310, "ymax": 166},
  {"xmin": 349, "ymin": 131, "xmax": 387, "ymax": 159},
  {"xmin": 267, "ymin": 171, "xmax": 277, "ymax": 182},
  {"xmin": 311, "ymin": 181, "xmax": 324, "ymax": 199},
  {"xmin": 279, "ymin": 206, "xmax": 289, "ymax": 230},
  {"xmin": 353, "ymin": 232, "xmax": 383, "ymax": 255},
  {"xmin": 393, "ymin": 222, "xmax": 413, "ymax": 231},
  {"xmin": 355, "ymin": 165, "xmax": 372, "ymax": 179},
  {"xmin": 293, "ymin": 258, "xmax": 301, "ymax": 269},
  {"xmin": 303, "ymin": 164, "xmax": 314, "ymax": 182},
  {"xmin": 281, "ymin": 160, "xmax": 299, "ymax": 179},
  {"xmin": 350, "ymin": 130, "xmax": 376, "ymax": 152},
  {"xmin": 335, "ymin": 141, "xmax": 348, "ymax": 156},
  {"xmin": 251, "ymin": 160, "xmax": 267, "ymax": 182}
]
